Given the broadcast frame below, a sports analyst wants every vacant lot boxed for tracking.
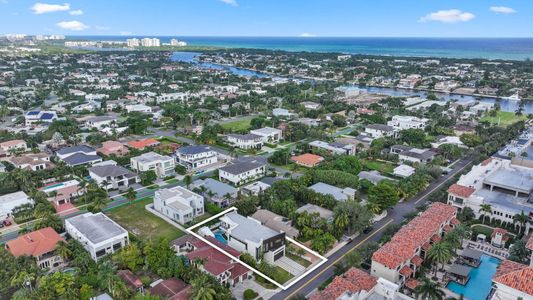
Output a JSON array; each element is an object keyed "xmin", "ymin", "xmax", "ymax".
[
  {"xmin": 362, "ymin": 159, "xmax": 395, "ymax": 174},
  {"xmin": 106, "ymin": 198, "xmax": 184, "ymax": 241},
  {"xmin": 221, "ymin": 118, "xmax": 252, "ymax": 132},
  {"xmin": 480, "ymin": 111, "xmax": 527, "ymax": 127}
]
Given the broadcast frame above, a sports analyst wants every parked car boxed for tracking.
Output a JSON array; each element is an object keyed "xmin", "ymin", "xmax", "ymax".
[
  {"xmin": 362, "ymin": 226, "xmax": 374, "ymax": 234},
  {"xmin": 3, "ymin": 219, "xmax": 12, "ymax": 226}
]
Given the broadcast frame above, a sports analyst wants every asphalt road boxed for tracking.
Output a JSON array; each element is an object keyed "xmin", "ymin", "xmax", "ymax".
[{"xmin": 272, "ymin": 157, "xmax": 473, "ymax": 300}]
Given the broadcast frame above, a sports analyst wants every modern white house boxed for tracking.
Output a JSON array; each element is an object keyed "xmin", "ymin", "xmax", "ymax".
[
  {"xmin": 387, "ymin": 115, "xmax": 429, "ymax": 130},
  {"xmin": 365, "ymin": 124, "xmax": 398, "ymax": 139},
  {"xmin": 447, "ymin": 158, "xmax": 533, "ymax": 234},
  {"xmin": 249, "ymin": 127, "xmax": 283, "ymax": 144},
  {"xmin": 153, "ymin": 186, "xmax": 204, "ymax": 224},
  {"xmin": 125, "ymin": 104, "xmax": 152, "ymax": 113},
  {"xmin": 65, "ymin": 212, "xmax": 129, "ymax": 261},
  {"xmin": 84, "ymin": 116, "xmax": 118, "ymax": 130},
  {"xmin": 88, "ymin": 164, "xmax": 140, "ymax": 190},
  {"xmin": 227, "ymin": 134, "xmax": 263, "ymax": 150},
  {"xmin": 390, "ymin": 145, "xmax": 437, "ymax": 164},
  {"xmin": 130, "ymin": 152, "xmax": 175, "ymax": 178},
  {"xmin": 220, "ymin": 212, "xmax": 286, "ymax": 263},
  {"xmin": 0, "ymin": 191, "xmax": 33, "ymax": 219},
  {"xmin": 393, "ymin": 165, "xmax": 416, "ymax": 178},
  {"xmin": 175, "ymin": 145, "xmax": 218, "ymax": 172},
  {"xmin": 219, "ymin": 157, "xmax": 267, "ymax": 186}
]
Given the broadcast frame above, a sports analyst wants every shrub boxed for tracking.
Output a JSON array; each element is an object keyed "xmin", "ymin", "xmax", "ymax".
[{"xmin": 243, "ymin": 289, "xmax": 258, "ymax": 300}]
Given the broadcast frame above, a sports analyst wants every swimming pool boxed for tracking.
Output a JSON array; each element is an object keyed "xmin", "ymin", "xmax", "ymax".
[
  {"xmin": 42, "ymin": 183, "xmax": 65, "ymax": 191},
  {"xmin": 214, "ymin": 231, "xmax": 227, "ymax": 244},
  {"xmin": 447, "ymin": 254, "xmax": 500, "ymax": 300}
]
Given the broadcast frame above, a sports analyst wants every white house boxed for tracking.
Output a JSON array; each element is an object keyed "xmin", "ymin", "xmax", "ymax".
[
  {"xmin": 65, "ymin": 212, "xmax": 129, "ymax": 261},
  {"xmin": 393, "ymin": 165, "xmax": 416, "ymax": 178},
  {"xmin": 387, "ymin": 115, "xmax": 429, "ymax": 130},
  {"xmin": 88, "ymin": 164, "xmax": 140, "ymax": 190},
  {"xmin": 227, "ymin": 134, "xmax": 263, "ymax": 150},
  {"xmin": 220, "ymin": 212, "xmax": 286, "ymax": 262},
  {"xmin": 125, "ymin": 104, "xmax": 152, "ymax": 113},
  {"xmin": 219, "ymin": 158, "xmax": 267, "ymax": 186},
  {"xmin": 0, "ymin": 140, "xmax": 28, "ymax": 154},
  {"xmin": 175, "ymin": 145, "xmax": 218, "ymax": 172},
  {"xmin": 272, "ymin": 108, "xmax": 296, "ymax": 118},
  {"xmin": 84, "ymin": 116, "xmax": 117, "ymax": 130},
  {"xmin": 309, "ymin": 140, "xmax": 356, "ymax": 155},
  {"xmin": 249, "ymin": 127, "xmax": 283, "ymax": 144},
  {"xmin": 0, "ymin": 191, "xmax": 33, "ymax": 219},
  {"xmin": 153, "ymin": 186, "xmax": 204, "ymax": 224},
  {"xmin": 130, "ymin": 152, "xmax": 175, "ymax": 178},
  {"xmin": 365, "ymin": 124, "xmax": 398, "ymax": 139},
  {"xmin": 24, "ymin": 110, "xmax": 58, "ymax": 126}
]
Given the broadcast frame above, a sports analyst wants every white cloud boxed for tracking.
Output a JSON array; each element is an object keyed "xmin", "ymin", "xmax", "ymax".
[
  {"xmin": 119, "ymin": 31, "xmax": 132, "ymax": 36},
  {"xmin": 299, "ymin": 33, "xmax": 316, "ymax": 37},
  {"xmin": 490, "ymin": 6, "xmax": 516, "ymax": 14},
  {"xmin": 419, "ymin": 9, "xmax": 475, "ymax": 23},
  {"xmin": 220, "ymin": 0, "xmax": 237, "ymax": 6},
  {"xmin": 95, "ymin": 25, "xmax": 110, "ymax": 31},
  {"xmin": 31, "ymin": 2, "xmax": 70, "ymax": 14},
  {"xmin": 69, "ymin": 9, "xmax": 83, "ymax": 15},
  {"xmin": 56, "ymin": 20, "xmax": 89, "ymax": 31}
]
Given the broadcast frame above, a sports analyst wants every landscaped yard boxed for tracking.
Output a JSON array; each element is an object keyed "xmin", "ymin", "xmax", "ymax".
[
  {"xmin": 255, "ymin": 266, "xmax": 293, "ymax": 288},
  {"xmin": 105, "ymin": 198, "xmax": 185, "ymax": 241},
  {"xmin": 480, "ymin": 111, "xmax": 527, "ymax": 127},
  {"xmin": 362, "ymin": 159, "xmax": 395, "ymax": 174},
  {"xmin": 286, "ymin": 252, "xmax": 312, "ymax": 268},
  {"xmin": 221, "ymin": 118, "xmax": 252, "ymax": 132}
]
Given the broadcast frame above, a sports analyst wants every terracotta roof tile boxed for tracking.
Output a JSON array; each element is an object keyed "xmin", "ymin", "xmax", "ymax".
[
  {"xmin": 127, "ymin": 138, "xmax": 160, "ymax": 149},
  {"xmin": 411, "ymin": 255, "xmax": 423, "ymax": 266},
  {"xmin": 310, "ymin": 268, "xmax": 377, "ymax": 300},
  {"xmin": 372, "ymin": 203, "xmax": 456, "ymax": 269},
  {"xmin": 448, "ymin": 184, "xmax": 476, "ymax": 198},
  {"xmin": 291, "ymin": 153, "xmax": 324, "ymax": 167},
  {"xmin": 399, "ymin": 266, "xmax": 413, "ymax": 277},
  {"xmin": 493, "ymin": 260, "xmax": 533, "ymax": 296},
  {"xmin": 527, "ymin": 234, "xmax": 533, "ymax": 251},
  {"xmin": 405, "ymin": 278, "xmax": 420, "ymax": 290},
  {"xmin": 5, "ymin": 227, "xmax": 64, "ymax": 258}
]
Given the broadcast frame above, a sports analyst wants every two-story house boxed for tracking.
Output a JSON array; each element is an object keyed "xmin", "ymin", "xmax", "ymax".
[
  {"xmin": 153, "ymin": 186, "xmax": 204, "ymax": 224},
  {"xmin": 130, "ymin": 152, "xmax": 175, "ymax": 178},
  {"xmin": 175, "ymin": 145, "xmax": 219, "ymax": 172},
  {"xmin": 6, "ymin": 227, "xmax": 65, "ymax": 271}
]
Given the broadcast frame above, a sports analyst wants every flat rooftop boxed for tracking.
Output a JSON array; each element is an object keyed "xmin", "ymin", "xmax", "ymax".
[
  {"xmin": 223, "ymin": 211, "xmax": 280, "ymax": 243},
  {"xmin": 476, "ymin": 189, "xmax": 533, "ymax": 215},
  {"xmin": 484, "ymin": 167, "xmax": 533, "ymax": 194},
  {"xmin": 66, "ymin": 212, "xmax": 127, "ymax": 244}
]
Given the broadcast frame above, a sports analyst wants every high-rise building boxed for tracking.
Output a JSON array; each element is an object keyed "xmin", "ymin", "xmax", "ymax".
[
  {"xmin": 127, "ymin": 38, "xmax": 140, "ymax": 47},
  {"xmin": 141, "ymin": 38, "xmax": 160, "ymax": 47},
  {"xmin": 170, "ymin": 38, "xmax": 187, "ymax": 47}
]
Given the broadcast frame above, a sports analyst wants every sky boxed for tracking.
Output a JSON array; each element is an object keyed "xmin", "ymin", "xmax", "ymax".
[{"xmin": 0, "ymin": 0, "xmax": 532, "ymax": 37}]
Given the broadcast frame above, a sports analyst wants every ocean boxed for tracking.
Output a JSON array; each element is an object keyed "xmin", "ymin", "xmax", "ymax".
[{"xmin": 71, "ymin": 36, "xmax": 533, "ymax": 61}]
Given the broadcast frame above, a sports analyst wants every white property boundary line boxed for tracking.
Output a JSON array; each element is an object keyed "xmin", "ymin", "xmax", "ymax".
[{"xmin": 186, "ymin": 207, "xmax": 328, "ymax": 290}]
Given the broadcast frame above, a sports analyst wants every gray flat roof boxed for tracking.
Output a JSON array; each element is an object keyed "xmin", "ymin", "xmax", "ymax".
[
  {"xmin": 449, "ymin": 264, "xmax": 472, "ymax": 277},
  {"xmin": 484, "ymin": 167, "xmax": 533, "ymax": 194},
  {"xmin": 192, "ymin": 178, "xmax": 237, "ymax": 197},
  {"xmin": 66, "ymin": 212, "xmax": 127, "ymax": 244},
  {"xmin": 223, "ymin": 211, "xmax": 281, "ymax": 243},
  {"xmin": 476, "ymin": 189, "xmax": 533, "ymax": 215},
  {"xmin": 461, "ymin": 248, "xmax": 482, "ymax": 260}
]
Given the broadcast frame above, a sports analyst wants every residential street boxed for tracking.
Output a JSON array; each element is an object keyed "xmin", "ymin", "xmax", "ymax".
[{"xmin": 272, "ymin": 157, "xmax": 473, "ymax": 300}]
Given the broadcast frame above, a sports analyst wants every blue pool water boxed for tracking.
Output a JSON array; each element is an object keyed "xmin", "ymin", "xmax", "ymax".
[
  {"xmin": 447, "ymin": 255, "xmax": 500, "ymax": 300},
  {"xmin": 214, "ymin": 231, "xmax": 227, "ymax": 244},
  {"xmin": 42, "ymin": 183, "xmax": 65, "ymax": 191}
]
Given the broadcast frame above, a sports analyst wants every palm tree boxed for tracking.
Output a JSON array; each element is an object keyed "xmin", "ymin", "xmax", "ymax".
[
  {"xmin": 415, "ymin": 278, "xmax": 445, "ymax": 300},
  {"xmin": 513, "ymin": 211, "xmax": 528, "ymax": 234},
  {"xmin": 479, "ymin": 204, "xmax": 492, "ymax": 224},
  {"xmin": 426, "ymin": 242, "xmax": 452, "ymax": 276},
  {"xmin": 184, "ymin": 175, "xmax": 192, "ymax": 189},
  {"xmin": 90, "ymin": 197, "xmax": 108, "ymax": 213},
  {"xmin": 334, "ymin": 211, "xmax": 349, "ymax": 234},
  {"xmin": 191, "ymin": 275, "xmax": 217, "ymax": 300},
  {"xmin": 10, "ymin": 271, "xmax": 36, "ymax": 292},
  {"xmin": 55, "ymin": 240, "xmax": 72, "ymax": 261},
  {"xmin": 443, "ymin": 231, "xmax": 462, "ymax": 254},
  {"xmin": 366, "ymin": 202, "xmax": 382, "ymax": 215},
  {"xmin": 125, "ymin": 187, "xmax": 136, "ymax": 203}
]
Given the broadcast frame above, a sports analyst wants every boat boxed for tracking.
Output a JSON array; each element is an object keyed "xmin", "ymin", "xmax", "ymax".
[{"xmin": 502, "ymin": 92, "xmax": 521, "ymax": 101}]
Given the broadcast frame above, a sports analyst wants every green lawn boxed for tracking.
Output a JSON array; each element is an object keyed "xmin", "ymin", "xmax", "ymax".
[
  {"xmin": 362, "ymin": 159, "xmax": 395, "ymax": 174},
  {"xmin": 105, "ymin": 198, "xmax": 184, "ymax": 241},
  {"xmin": 221, "ymin": 119, "xmax": 252, "ymax": 132},
  {"xmin": 255, "ymin": 266, "xmax": 294, "ymax": 289},
  {"xmin": 286, "ymin": 252, "xmax": 312, "ymax": 268},
  {"xmin": 480, "ymin": 111, "xmax": 527, "ymax": 127}
]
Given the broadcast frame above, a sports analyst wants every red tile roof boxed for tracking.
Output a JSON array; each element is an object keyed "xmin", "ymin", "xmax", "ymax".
[
  {"xmin": 451, "ymin": 218, "xmax": 460, "ymax": 226},
  {"xmin": 127, "ymin": 138, "xmax": 160, "ymax": 150},
  {"xmin": 481, "ymin": 157, "xmax": 493, "ymax": 166},
  {"xmin": 493, "ymin": 260, "xmax": 533, "ymax": 296},
  {"xmin": 431, "ymin": 234, "xmax": 442, "ymax": 243},
  {"xmin": 443, "ymin": 225, "xmax": 452, "ymax": 233},
  {"xmin": 399, "ymin": 266, "xmax": 413, "ymax": 277},
  {"xmin": 150, "ymin": 278, "xmax": 191, "ymax": 300},
  {"xmin": 448, "ymin": 184, "xmax": 476, "ymax": 198},
  {"xmin": 291, "ymin": 153, "xmax": 324, "ymax": 167},
  {"xmin": 372, "ymin": 203, "xmax": 456, "ymax": 269},
  {"xmin": 186, "ymin": 236, "xmax": 250, "ymax": 279},
  {"xmin": 411, "ymin": 255, "xmax": 423, "ymax": 266},
  {"xmin": 310, "ymin": 268, "xmax": 377, "ymax": 300},
  {"xmin": 117, "ymin": 269, "xmax": 143, "ymax": 289},
  {"xmin": 5, "ymin": 227, "xmax": 64, "ymax": 257},
  {"xmin": 405, "ymin": 278, "xmax": 420, "ymax": 290}
]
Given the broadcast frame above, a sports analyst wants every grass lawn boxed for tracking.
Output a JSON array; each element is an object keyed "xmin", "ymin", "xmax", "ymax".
[
  {"xmin": 471, "ymin": 224, "xmax": 494, "ymax": 237},
  {"xmin": 286, "ymin": 252, "xmax": 311, "ymax": 268},
  {"xmin": 164, "ymin": 178, "xmax": 179, "ymax": 184},
  {"xmin": 221, "ymin": 119, "xmax": 252, "ymax": 132},
  {"xmin": 480, "ymin": 111, "xmax": 527, "ymax": 127},
  {"xmin": 105, "ymin": 198, "xmax": 185, "ymax": 241},
  {"xmin": 255, "ymin": 266, "xmax": 294, "ymax": 288},
  {"xmin": 362, "ymin": 159, "xmax": 395, "ymax": 174}
]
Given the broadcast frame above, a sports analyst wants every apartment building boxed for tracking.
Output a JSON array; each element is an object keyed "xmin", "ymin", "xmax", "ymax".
[{"xmin": 371, "ymin": 203, "xmax": 458, "ymax": 289}]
